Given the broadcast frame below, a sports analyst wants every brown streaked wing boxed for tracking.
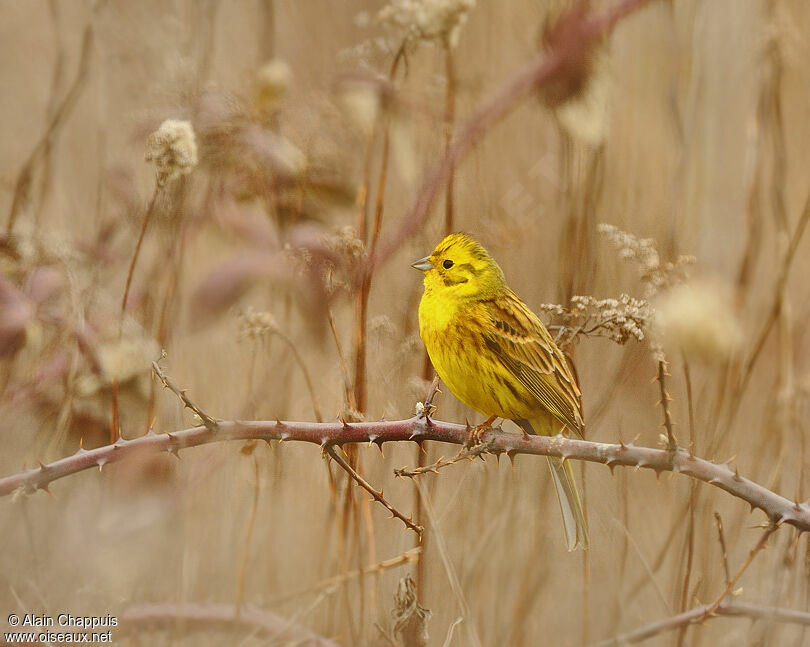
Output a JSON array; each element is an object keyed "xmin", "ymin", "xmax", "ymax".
[{"xmin": 482, "ymin": 290, "xmax": 584, "ymax": 435}]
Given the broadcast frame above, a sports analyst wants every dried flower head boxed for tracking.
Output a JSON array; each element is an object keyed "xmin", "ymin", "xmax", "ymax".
[
  {"xmin": 330, "ymin": 226, "xmax": 365, "ymax": 260},
  {"xmin": 654, "ymin": 280, "xmax": 743, "ymax": 364},
  {"xmin": 392, "ymin": 575, "xmax": 431, "ymax": 647},
  {"xmin": 598, "ymin": 224, "xmax": 695, "ymax": 297},
  {"xmin": 145, "ymin": 119, "xmax": 198, "ymax": 186},
  {"xmin": 540, "ymin": 293, "xmax": 653, "ymax": 350},
  {"xmin": 379, "ymin": 0, "xmax": 476, "ymax": 48},
  {"xmin": 76, "ymin": 332, "xmax": 160, "ymax": 397},
  {"xmin": 237, "ymin": 307, "xmax": 278, "ymax": 340},
  {"xmin": 255, "ymin": 58, "xmax": 292, "ymax": 114}
]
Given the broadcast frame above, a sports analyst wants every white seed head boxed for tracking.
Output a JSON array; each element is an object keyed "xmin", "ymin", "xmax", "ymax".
[
  {"xmin": 379, "ymin": 0, "xmax": 476, "ymax": 48},
  {"xmin": 655, "ymin": 281, "xmax": 742, "ymax": 363},
  {"xmin": 145, "ymin": 119, "xmax": 198, "ymax": 186},
  {"xmin": 237, "ymin": 307, "xmax": 278, "ymax": 340},
  {"xmin": 336, "ymin": 84, "xmax": 380, "ymax": 136}
]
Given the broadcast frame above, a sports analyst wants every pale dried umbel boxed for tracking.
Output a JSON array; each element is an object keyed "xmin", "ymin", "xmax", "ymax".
[
  {"xmin": 144, "ymin": 119, "xmax": 198, "ymax": 186},
  {"xmin": 540, "ymin": 294, "xmax": 653, "ymax": 350},
  {"xmin": 378, "ymin": 0, "xmax": 476, "ymax": 49},
  {"xmin": 655, "ymin": 280, "xmax": 743, "ymax": 364},
  {"xmin": 598, "ymin": 223, "xmax": 695, "ymax": 298},
  {"xmin": 236, "ymin": 307, "xmax": 278, "ymax": 341}
]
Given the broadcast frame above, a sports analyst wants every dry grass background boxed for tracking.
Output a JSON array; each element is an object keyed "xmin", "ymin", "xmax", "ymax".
[{"xmin": 2, "ymin": 0, "xmax": 810, "ymax": 645}]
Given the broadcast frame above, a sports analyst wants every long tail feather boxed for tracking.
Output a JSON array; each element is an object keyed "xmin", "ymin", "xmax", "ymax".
[{"xmin": 546, "ymin": 456, "xmax": 589, "ymax": 551}]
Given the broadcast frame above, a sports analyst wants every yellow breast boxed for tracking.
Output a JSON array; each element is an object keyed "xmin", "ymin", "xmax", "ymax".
[{"xmin": 418, "ymin": 291, "xmax": 535, "ymax": 420}]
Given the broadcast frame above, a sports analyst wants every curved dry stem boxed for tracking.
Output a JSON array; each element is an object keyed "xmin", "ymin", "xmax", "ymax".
[{"xmin": 592, "ymin": 599, "xmax": 809, "ymax": 646}]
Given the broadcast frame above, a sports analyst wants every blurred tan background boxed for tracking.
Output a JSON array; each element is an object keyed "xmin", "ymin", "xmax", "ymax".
[{"xmin": 2, "ymin": 0, "xmax": 810, "ymax": 645}]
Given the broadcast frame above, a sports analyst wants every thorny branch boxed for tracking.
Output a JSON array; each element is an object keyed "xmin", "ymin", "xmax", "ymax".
[
  {"xmin": 324, "ymin": 443, "xmax": 423, "ymax": 536},
  {"xmin": 395, "ymin": 439, "xmax": 493, "ymax": 478},
  {"xmin": 4, "ymin": 417, "xmax": 810, "ymax": 535},
  {"xmin": 657, "ymin": 360, "xmax": 677, "ymax": 452},
  {"xmin": 596, "ymin": 523, "xmax": 778, "ymax": 645},
  {"xmin": 151, "ymin": 358, "xmax": 219, "ymax": 431}
]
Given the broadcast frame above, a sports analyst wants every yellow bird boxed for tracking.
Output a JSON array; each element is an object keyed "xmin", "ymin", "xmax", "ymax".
[{"xmin": 412, "ymin": 232, "xmax": 588, "ymax": 550}]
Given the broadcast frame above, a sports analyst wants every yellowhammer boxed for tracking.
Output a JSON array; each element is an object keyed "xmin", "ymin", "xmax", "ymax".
[{"xmin": 412, "ymin": 232, "xmax": 589, "ymax": 550}]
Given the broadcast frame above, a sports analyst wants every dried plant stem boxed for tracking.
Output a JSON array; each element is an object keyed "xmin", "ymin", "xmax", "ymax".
[
  {"xmin": 705, "ymin": 523, "xmax": 777, "ymax": 615},
  {"xmin": 327, "ymin": 307, "xmax": 354, "ymax": 407},
  {"xmin": 111, "ymin": 186, "xmax": 160, "ymax": 441},
  {"xmin": 598, "ymin": 524, "xmax": 778, "ymax": 646},
  {"xmin": 415, "ymin": 375, "xmax": 438, "ymax": 598},
  {"xmin": 274, "ymin": 331, "xmax": 323, "ymax": 422},
  {"xmin": 120, "ymin": 187, "xmax": 161, "ymax": 322},
  {"xmin": 443, "ymin": 45, "xmax": 456, "ymax": 234},
  {"xmin": 7, "ymin": 417, "xmax": 810, "ymax": 534},
  {"xmin": 676, "ymin": 480, "xmax": 698, "ymax": 647},
  {"xmin": 414, "ymin": 479, "xmax": 483, "ymax": 647},
  {"xmin": 324, "ymin": 444, "xmax": 422, "ymax": 536},
  {"xmin": 676, "ymin": 358, "xmax": 698, "ymax": 646},
  {"xmin": 722, "ymin": 192, "xmax": 810, "ymax": 443},
  {"xmin": 6, "ymin": 22, "xmax": 93, "ymax": 236},
  {"xmin": 234, "ymin": 456, "xmax": 260, "ymax": 621},
  {"xmin": 268, "ymin": 548, "xmax": 420, "ymax": 604},
  {"xmin": 351, "ymin": 41, "xmax": 407, "ymax": 415}
]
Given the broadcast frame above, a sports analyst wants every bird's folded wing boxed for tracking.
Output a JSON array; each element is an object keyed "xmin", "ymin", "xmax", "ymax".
[{"xmin": 483, "ymin": 293, "xmax": 584, "ymax": 436}]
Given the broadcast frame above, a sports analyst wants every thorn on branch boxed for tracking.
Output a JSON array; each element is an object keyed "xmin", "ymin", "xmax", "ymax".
[
  {"xmin": 656, "ymin": 359, "xmax": 678, "ymax": 453},
  {"xmin": 325, "ymin": 444, "xmax": 422, "ymax": 536},
  {"xmin": 394, "ymin": 441, "xmax": 493, "ymax": 478},
  {"xmin": 151, "ymin": 358, "xmax": 219, "ymax": 432}
]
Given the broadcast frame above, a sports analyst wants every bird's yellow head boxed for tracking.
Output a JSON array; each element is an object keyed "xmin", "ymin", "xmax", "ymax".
[{"xmin": 411, "ymin": 233, "xmax": 506, "ymax": 299}]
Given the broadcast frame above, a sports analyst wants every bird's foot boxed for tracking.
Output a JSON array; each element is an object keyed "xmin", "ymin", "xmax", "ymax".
[{"xmin": 466, "ymin": 415, "xmax": 497, "ymax": 449}]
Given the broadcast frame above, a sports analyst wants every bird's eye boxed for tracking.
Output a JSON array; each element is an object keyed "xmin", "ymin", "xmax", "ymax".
[{"xmin": 443, "ymin": 259, "xmax": 454, "ymax": 269}]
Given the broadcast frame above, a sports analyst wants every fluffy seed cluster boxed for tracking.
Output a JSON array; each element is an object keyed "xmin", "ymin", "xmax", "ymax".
[
  {"xmin": 654, "ymin": 281, "xmax": 742, "ymax": 363},
  {"xmin": 331, "ymin": 226, "xmax": 366, "ymax": 261},
  {"xmin": 540, "ymin": 293, "xmax": 653, "ymax": 349},
  {"xmin": 598, "ymin": 224, "xmax": 695, "ymax": 297},
  {"xmin": 335, "ymin": 82, "xmax": 380, "ymax": 136},
  {"xmin": 145, "ymin": 119, "xmax": 198, "ymax": 186},
  {"xmin": 237, "ymin": 307, "xmax": 278, "ymax": 340},
  {"xmin": 378, "ymin": 0, "xmax": 476, "ymax": 48}
]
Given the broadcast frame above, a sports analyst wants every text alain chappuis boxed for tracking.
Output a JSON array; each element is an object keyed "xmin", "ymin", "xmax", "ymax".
[{"xmin": 6, "ymin": 613, "xmax": 117, "ymax": 643}]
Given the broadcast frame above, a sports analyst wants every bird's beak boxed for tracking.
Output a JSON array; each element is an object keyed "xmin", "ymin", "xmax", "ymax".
[{"xmin": 411, "ymin": 256, "xmax": 433, "ymax": 272}]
